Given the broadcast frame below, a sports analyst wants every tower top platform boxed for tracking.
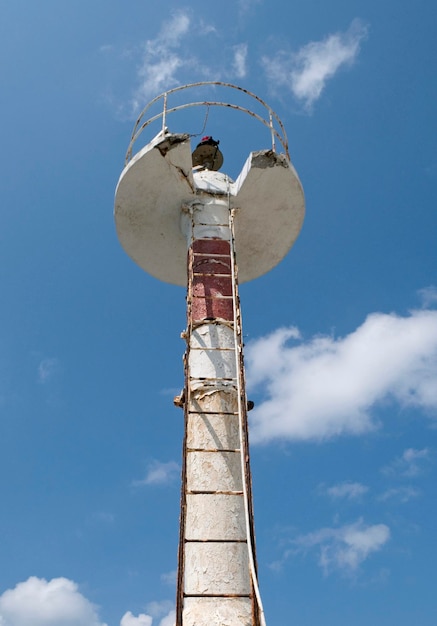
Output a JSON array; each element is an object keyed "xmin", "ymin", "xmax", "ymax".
[
  {"xmin": 115, "ymin": 131, "xmax": 304, "ymax": 285},
  {"xmin": 114, "ymin": 82, "xmax": 305, "ymax": 285}
]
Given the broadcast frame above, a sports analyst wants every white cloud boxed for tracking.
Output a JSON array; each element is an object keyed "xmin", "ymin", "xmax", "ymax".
[
  {"xmin": 157, "ymin": 610, "xmax": 175, "ymax": 626},
  {"xmin": 37, "ymin": 357, "xmax": 59, "ymax": 384},
  {"xmin": 120, "ymin": 612, "xmax": 152, "ymax": 626},
  {"xmin": 290, "ymin": 519, "xmax": 390, "ymax": 575},
  {"xmin": 262, "ymin": 19, "xmax": 368, "ymax": 110},
  {"xmin": 90, "ymin": 511, "xmax": 115, "ymax": 524},
  {"xmin": 129, "ymin": 12, "xmax": 227, "ymax": 115},
  {"xmin": 198, "ymin": 19, "xmax": 217, "ymax": 36},
  {"xmin": 118, "ymin": 606, "xmax": 175, "ymax": 626},
  {"xmin": 125, "ymin": 12, "xmax": 255, "ymax": 117},
  {"xmin": 325, "ymin": 481, "xmax": 369, "ymax": 500},
  {"xmin": 238, "ymin": 0, "xmax": 263, "ymax": 13},
  {"xmin": 402, "ymin": 448, "xmax": 430, "ymax": 475},
  {"xmin": 144, "ymin": 603, "xmax": 174, "ymax": 626},
  {"xmin": 378, "ymin": 486, "xmax": 420, "ymax": 503},
  {"xmin": 232, "ymin": 44, "xmax": 248, "ymax": 78},
  {"xmin": 112, "ymin": 607, "xmax": 175, "ymax": 626},
  {"xmin": 418, "ymin": 285, "xmax": 437, "ymax": 308},
  {"xmin": 0, "ymin": 577, "xmax": 106, "ymax": 626},
  {"xmin": 246, "ymin": 309, "xmax": 437, "ymax": 443},
  {"xmin": 145, "ymin": 601, "xmax": 174, "ymax": 619},
  {"xmin": 160, "ymin": 570, "xmax": 176, "ymax": 586},
  {"xmin": 382, "ymin": 448, "xmax": 431, "ymax": 478},
  {"xmin": 131, "ymin": 11, "xmax": 192, "ymax": 111},
  {"xmin": 133, "ymin": 460, "xmax": 180, "ymax": 486},
  {"xmin": 0, "ymin": 578, "xmax": 174, "ymax": 626}
]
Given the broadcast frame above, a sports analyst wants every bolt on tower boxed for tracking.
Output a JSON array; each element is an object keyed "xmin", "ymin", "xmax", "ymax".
[{"xmin": 114, "ymin": 82, "xmax": 305, "ymax": 626}]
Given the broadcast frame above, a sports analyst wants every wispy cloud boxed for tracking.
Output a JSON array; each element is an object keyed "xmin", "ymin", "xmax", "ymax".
[
  {"xmin": 133, "ymin": 460, "xmax": 180, "ymax": 486},
  {"xmin": 378, "ymin": 486, "xmax": 420, "ymax": 503},
  {"xmin": 130, "ymin": 11, "xmax": 244, "ymax": 115},
  {"xmin": 238, "ymin": 0, "xmax": 263, "ymax": 14},
  {"xmin": 37, "ymin": 357, "xmax": 59, "ymax": 384},
  {"xmin": 116, "ymin": 12, "xmax": 254, "ymax": 117},
  {"xmin": 132, "ymin": 11, "xmax": 192, "ymax": 112},
  {"xmin": 274, "ymin": 519, "xmax": 390, "ymax": 576},
  {"xmin": 324, "ymin": 481, "xmax": 369, "ymax": 500},
  {"xmin": 246, "ymin": 309, "xmax": 437, "ymax": 443},
  {"xmin": 198, "ymin": 19, "xmax": 217, "ymax": 36},
  {"xmin": 232, "ymin": 43, "xmax": 248, "ymax": 78},
  {"xmin": 160, "ymin": 570, "xmax": 177, "ymax": 586},
  {"xmin": 262, "ymin": 19, "xmax": 368, "ymax": 111},
  {"xmin": 418, "ymin": 285, "xmax": 437, "ymax": 308},
  {"xmin": 382, "ymin": 448, "xmax": 431, "ymax": 478},
  {"xmin": 90, "ymin": 511, "xmax": 115, "ymax": 525}
]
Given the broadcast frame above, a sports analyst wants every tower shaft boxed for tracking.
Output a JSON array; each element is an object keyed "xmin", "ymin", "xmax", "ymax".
[
  {"xmin": 176, "ymin": 194, "xmax": 260, "ymax": 626},
  {"xmin": 115, "ymin": 109, "xmax": 304, "ymax": 626}
]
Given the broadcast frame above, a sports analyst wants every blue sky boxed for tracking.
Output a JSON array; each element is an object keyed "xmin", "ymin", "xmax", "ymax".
[{"xmin": 1, "ymin": 1, "xmax": 437, "ymax": 624}]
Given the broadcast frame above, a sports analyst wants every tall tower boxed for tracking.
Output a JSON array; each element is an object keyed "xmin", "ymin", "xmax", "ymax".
[{"xmin": 114, "ymin": 83, "xmax": 305, "ymax": 626}]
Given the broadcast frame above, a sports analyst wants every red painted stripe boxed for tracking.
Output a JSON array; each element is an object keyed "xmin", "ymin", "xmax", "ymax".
[
  {"xmin": 189, "ymin": 239, "xmax": 234, "ymax": 322},
  {"xmin": 192, "ymin": 256, "xmax": 232, "ymax": 274},
  {"xmin": 191, "ymin": 297, "xmax": 234, "ymax": 321},
  {"xmin": 192, "ymin": 239, "xmax": 231, "ymax": 255},
  {"xmin": 192, "ymin": 275, "xmax": 233, "ymax": 297}
]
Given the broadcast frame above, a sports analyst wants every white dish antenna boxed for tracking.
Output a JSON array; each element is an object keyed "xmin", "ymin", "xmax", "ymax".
[{"xmin": 114, "ymin": 82, "xmax": 305, "ymax": 285}]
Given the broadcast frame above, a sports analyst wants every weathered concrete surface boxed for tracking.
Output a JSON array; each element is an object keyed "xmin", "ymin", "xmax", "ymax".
[
  {"xmin": 187, "ymin": 413, "xmax": 240, "ymax": 450},
  {"xmin": 184, "ymin": 542, "xmax": 250, "ymax": 595},
  {"xmin": 183, "ymin": 597, "xmax": 253, "ymax": 626},
  {"xmin": 186, "ymin": 493, "xmax": 246, "ymax": 540},
  {"xmin": 115, "ymin": 134, "xmax": 193, "ymax": 285},
  {"xmin": 177, "ymin": 180, "xmax": 262, "ymax": 625},
  {"xmin": 231, "ymin": 149, "xmax": 305, "ymax": 282},
  {"xmin": 188, "ymin": 390, "xmax": 238, "ymax": 414},
  {"xmin": 186, "ymin": 450, "xmax": 242, "ymax": 492}
]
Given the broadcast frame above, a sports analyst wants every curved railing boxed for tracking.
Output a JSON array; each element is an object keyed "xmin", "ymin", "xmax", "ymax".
[{"xmin": 125, "ymin": 81, "xmax": 289, "ymax": 164}]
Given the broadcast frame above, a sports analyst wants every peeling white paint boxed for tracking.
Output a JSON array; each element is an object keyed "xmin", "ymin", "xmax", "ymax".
[
  {"xmin": 187, "ymin": 450, "xmax": 243, "ymax": 492},
  {"xmin": 190, "ymin": 324, "xmax": 235, "ymax": 350},
  {"xmin": 115, "ymin": 134, "xmax": 304, "ymax": 285},
  {"xmin": 185, "ymin": 542, "xmax": 250, "ymax": 595},
  {"xmin": 183, "ymin": 597, "xmax": 252, "ymax": 626},
  {"xmin": 192, "ymin": 170, "xmax": 231, "ymax": 195},
  {"xmin": 189, "ymin": 347, "xmax": 236, "ymax": 380},
  {"xmin": 188, "ymin": 389, "xmax": 238, "ymax": 413},
  {"xmin": 115, "ymin": 124, "xmax": 302, "ymax": 626},
  {"xmin": 181, "ymin": 199, "xmax": 230, "ymax": 244},
  {"xmin": 186, "ymin": 494, "xmax": 246, "ymax": 540},
  {"xmin": 187, "ymin": 414, "xmax": 240, "ymax": 450}
]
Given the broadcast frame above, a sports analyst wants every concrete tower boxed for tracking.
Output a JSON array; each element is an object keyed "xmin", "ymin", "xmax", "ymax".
[{"xmin": 114, "ymin": 83, "xmax": 305, "ymax": 626}]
